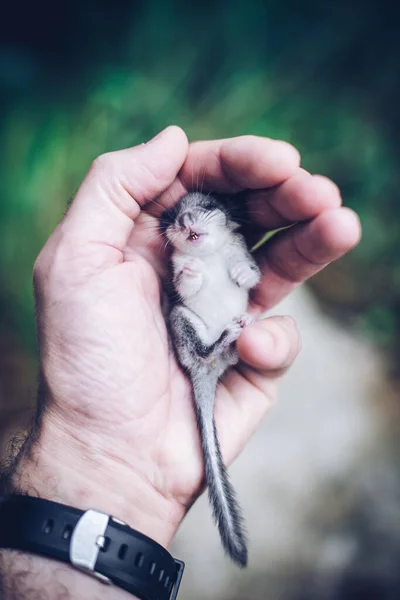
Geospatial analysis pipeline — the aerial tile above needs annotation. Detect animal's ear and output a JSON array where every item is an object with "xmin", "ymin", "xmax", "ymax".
[{"xmin": 230, "ymin": 221, "xmax": 241, "ymax": 231}]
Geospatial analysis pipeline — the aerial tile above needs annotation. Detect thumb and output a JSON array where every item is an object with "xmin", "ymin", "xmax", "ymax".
[
  {"xmin": 62, "ymin": 126, "xmax": 188, "ymax": 252},
  {"xmin": 237, "ymin": 315, "xmax": 301, "ymax": 376}
]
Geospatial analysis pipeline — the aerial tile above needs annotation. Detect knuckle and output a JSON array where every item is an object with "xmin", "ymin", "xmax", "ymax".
[
  {"xmin": 33, "ymin": 252, "xmax": 44, "ymax": 281},
  {"xmin": 32, "ymin": 251, "xmax": 47, "ymax": 296},
  {"xmin": 312, "ymin": 174, "xmax": 342, "ymax": 204},
  {"xmin": 91, "ymin": 152, "xmax": 116, "ymax": 175}
]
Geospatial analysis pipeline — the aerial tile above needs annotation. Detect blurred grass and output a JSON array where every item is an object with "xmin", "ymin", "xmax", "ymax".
[{"xmin": 1, "ymin": 0, "xmax": 399, "ymax": 360}]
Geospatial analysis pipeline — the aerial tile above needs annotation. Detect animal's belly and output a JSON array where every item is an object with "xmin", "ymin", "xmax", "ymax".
[{"xmin": 190, "ymin": 280, "xmax": 249, "ymax": 340}]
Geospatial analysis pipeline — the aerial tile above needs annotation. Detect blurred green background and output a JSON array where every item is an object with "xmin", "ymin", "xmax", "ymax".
[
  {"xmin": 1, "ymin": 0, "xmax": 399, "ymax": 358},
  {"xmin": 1, "ymin": 1, "xmax": 400, "ymax": 598}
]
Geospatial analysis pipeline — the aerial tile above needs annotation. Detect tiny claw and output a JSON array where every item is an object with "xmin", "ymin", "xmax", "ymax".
[
  {"xmin": 235, "ymin": 313, "xmax": 254, "ymax": 328},
  {"xmin": 221, "ymin": 322, "xmax": 243, "ymax": 347}
]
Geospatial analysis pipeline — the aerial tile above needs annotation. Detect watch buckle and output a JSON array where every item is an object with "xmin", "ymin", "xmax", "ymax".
[
  {"xmin": 170, "ymin": 559, "xmax": 185, "ymax": 600},
  {"xmin": 69, "ymin": 509, "xmax": 112, "ymax": 585}
]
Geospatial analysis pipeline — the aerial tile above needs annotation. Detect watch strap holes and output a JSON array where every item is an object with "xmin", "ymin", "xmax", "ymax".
[
  {"xmin": 158, "ymin": 568, "xmax": 164, "ymax": 582},
  {"xmin": 118, "ymin": 543, "xmax": 128, "ymax": 560},
  {"xmin": 43, "ymin": 519, "xmax": 54, "ymax": 534},
  {"xmin": 62, "ymin": 525, "xmax": 73, "ymax": 540},
  {"xmin": 149, "ymin": 561, "xmax": 156, "ymax": 575},
  {"xmin": 134, "ymin": 551, "xmax": 144, "ymax": 567},
  {"xmin": 164, "ymin": 575, "xmax": 170, "ymax": 588}
]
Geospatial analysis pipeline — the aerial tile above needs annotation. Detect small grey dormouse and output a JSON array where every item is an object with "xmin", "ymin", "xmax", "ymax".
[{"xmin": 161, "ymin": 192, "xmax": 260, "ymax": 567}]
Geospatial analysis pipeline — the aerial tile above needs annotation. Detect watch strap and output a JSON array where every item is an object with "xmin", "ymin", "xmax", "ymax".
[{"xmin": 0, "ymin": 496, "xmax": 184, "ymax": 600}]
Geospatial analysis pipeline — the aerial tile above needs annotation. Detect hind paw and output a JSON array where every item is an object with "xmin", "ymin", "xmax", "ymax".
[
  {"xmin": 221, "ymin": 321, "xmax": 243, "ymax": 347},
  {"xmin": 235, "ymin": 313, "xmax": 254, "ymax": 328}
]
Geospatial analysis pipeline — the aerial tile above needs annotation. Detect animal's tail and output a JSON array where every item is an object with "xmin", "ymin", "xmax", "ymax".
[{"xmin": 192, "ymin": 372, "xmax": 248, "ymax": 568}]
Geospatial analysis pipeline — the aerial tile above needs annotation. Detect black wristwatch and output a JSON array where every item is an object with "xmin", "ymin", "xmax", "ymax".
[{"xmin": 0, "ymin": 496, "xmax": 184, "ymax": 600}]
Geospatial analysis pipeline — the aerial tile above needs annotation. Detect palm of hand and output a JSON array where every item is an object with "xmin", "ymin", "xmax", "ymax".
[
  {"xmin": 41, "ymin": 207, "xmax": 266, "ymax": 510},
  {"xmin": 35, "ymin": 127, "xmax": 360, "ymax": 523}
]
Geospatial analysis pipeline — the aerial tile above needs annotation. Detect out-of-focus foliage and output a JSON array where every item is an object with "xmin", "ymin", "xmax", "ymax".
[{"xmin": 1, "ymin": 0, "xmax": 399, "ymax": 356}]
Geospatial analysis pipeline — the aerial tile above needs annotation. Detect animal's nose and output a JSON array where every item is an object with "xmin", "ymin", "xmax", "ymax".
[{"xmin": 178, "ymin": 212, "xmax": 193, "ymax": 228}]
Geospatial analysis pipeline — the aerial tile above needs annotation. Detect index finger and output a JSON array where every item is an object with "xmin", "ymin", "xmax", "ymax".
[
  {"xmin": 156, "ymin": 135, "xmax": 301, "ymax": 213},
  {"xmin": 184, "ymin": 135, "xmax": 300, "ymax": 189}
]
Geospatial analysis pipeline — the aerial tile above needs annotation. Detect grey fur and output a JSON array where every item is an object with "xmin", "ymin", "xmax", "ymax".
[{"xmin": 162, "ymin": 192, "xmax": 260, "ymax": 568}]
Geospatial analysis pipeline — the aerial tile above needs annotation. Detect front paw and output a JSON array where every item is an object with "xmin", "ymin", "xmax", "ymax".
[
  {"xmin": 174, "ymin": 258, "xmax": 203, "ymax": 298},
  {"xmin": 173, "ymin": 256, "xmax": 202, "ymax": 277},
  {"xmin": 181, "ymin": 263, "xmax": 200, "ymax": 278},
  {"xmin": 230, "ymin": 262, "xmax": 260, "ymax": 289},
  {"xmin": 175, "ymin": 256, "xmax": 202, "ymax": 278},
  {"xmin": 175, "ymin": 270, "xmax": 202, "ymax": 298}
]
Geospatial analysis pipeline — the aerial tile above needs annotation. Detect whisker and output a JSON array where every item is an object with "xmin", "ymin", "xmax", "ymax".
[
  {"xmin": 200, "ymin": 215, "xmax": 216, "ymax": 227},
  {"xmin": 162, "ymin": 237, "xmax": 171, "ymax": 253},
  {"xmin": 199, "ymin": 165, "xmax": 206, "ymax": 193},
  {"xmin": 139, "ymin": 221, "xmax": 162, "ymax": 228},
  {"xmin": 150, "ymin": 233, "xmax": 167, "ymax": 244},
  {"xmin": 148, "ymin": 198, "xmax": 166, "ymax": 212},
  {"xmin": 230, "ymin": 216, "xmax": 254, "ymax": 225},
  {"xmin": 200, "ymin": 210, "xmax": 218, "ymax": 224},
  {"xmin": 162, "ymin": 188, "xmax": 179, "ymax": 209},
  {"xmin": 161, "ymin": 229, "xmax": 180, "ymax": 254},
  {"xmin": 138, "ymin": 228, "xmax": 161, "ymax": 235}
]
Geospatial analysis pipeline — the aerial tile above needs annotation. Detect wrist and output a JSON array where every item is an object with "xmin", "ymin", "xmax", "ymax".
[
  {"xmin": 0, "ymin": 551, "xmax": 135, "ymax": 600},
  {"xmin": 8, "ymin": 410, "xmax": 185, "ymax": 549}
]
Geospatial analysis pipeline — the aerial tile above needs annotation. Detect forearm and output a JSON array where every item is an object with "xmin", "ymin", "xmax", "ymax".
[
  {"xmin": 0, "ymin": 551, "xmax": 134, "ymax": 600},
  {"xmin": 0, "ymin": 410, "xmax": 184, "ymax": 600}
]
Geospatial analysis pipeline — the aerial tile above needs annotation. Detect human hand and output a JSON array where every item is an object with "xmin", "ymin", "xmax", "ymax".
[{"xmin": 17, "ymin": 126, "xmax": 361, "ymax": 549}]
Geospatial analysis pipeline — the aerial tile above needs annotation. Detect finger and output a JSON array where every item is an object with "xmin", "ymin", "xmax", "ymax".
[
  {"xmin": 62, "ymin": 126, "xmax": 188, "ymax": 252},
  {"xmin": 252, "ymin": 207, "xmax": 362, "ymax": 311},
  {"xmin": 236, "ymin": 315, "xmax": 301, "ymax": 374},
  {"xmin": 156, "ymin": 135, "xmax": 301, "ymax": 212},
  {"xmin": 247, "ymin": 170, "xmax": 342, "ymax": 230},
  {"xmin": 214, "ymin": 316, "xmax": 301, "ymax": 465}
]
